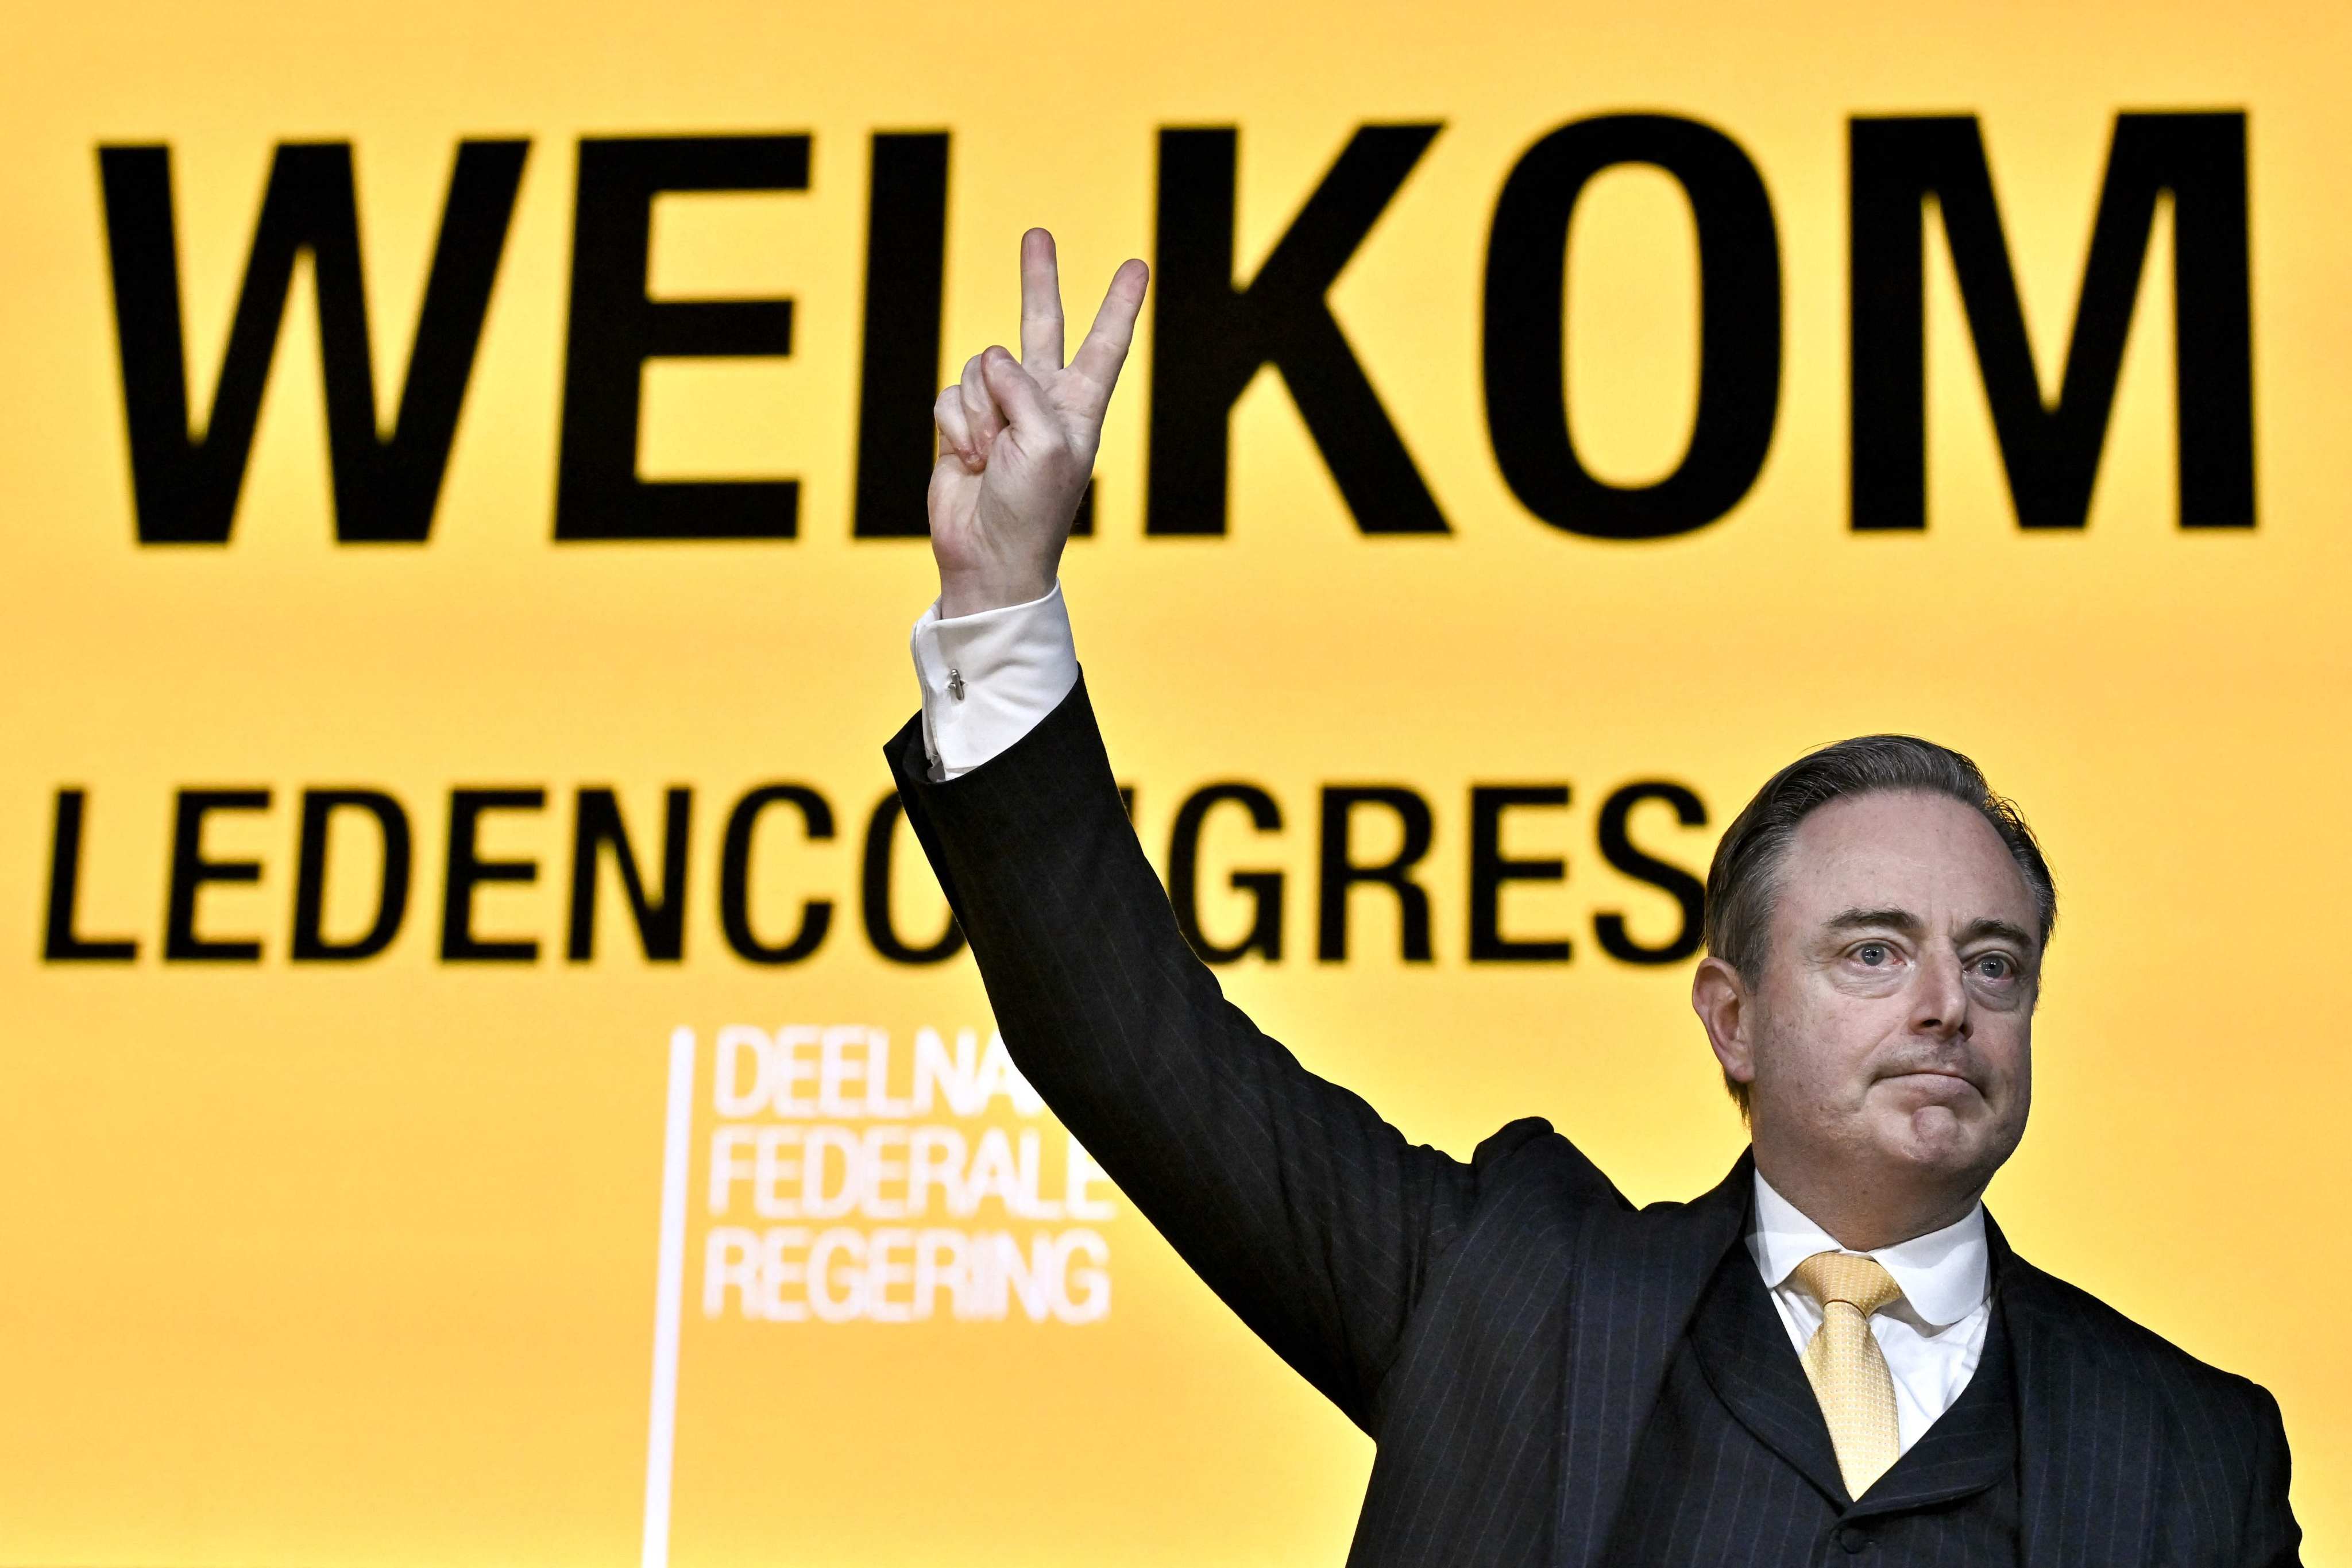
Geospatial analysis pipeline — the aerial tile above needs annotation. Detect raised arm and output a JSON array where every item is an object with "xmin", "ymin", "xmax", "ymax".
[{"xmin": 889, "ymin": 231, "xmax": 1511, "ymax": 1427}]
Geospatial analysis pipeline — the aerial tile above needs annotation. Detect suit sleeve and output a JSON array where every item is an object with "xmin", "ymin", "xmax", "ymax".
[
  {"xmin": 885, "ymin": 674, "xmax": 1486, "ymax": 1430},
  {"xmin": 2237, "ymin": 1384, "xmax": 2303, "ymax": 1567}
]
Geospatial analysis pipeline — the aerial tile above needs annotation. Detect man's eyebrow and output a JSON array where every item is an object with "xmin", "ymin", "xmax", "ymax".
[
  {"xmin": 1823, "ymin": 907, "xmax": 1924, "ymax": 934},
  {"xmin": 1959, "ymin": 917, "xmax": 2036, "ymax": 950}
]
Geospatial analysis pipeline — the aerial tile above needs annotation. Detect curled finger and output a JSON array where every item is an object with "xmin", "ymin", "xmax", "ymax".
[
  {"xmin": 959, "ymin": 351, "xmax": 1006, "ymax": 450},
  {"xmin": 934, "ymin": 385, "xmax": 980, "ymax": 469}
]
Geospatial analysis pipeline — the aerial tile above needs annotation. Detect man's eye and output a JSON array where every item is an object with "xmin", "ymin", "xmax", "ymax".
[
  {"xmin": 1974, "ymin": 954, "xmax": 2014, "ymax": 980},
  {"xmin": 1853, "ymin": 943, "xmax": 1890, "ymax": 965}
]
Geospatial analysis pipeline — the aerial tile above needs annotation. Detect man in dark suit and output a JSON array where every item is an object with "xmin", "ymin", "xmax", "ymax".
[{"xmin": 886, "ymin": 230, "xmax": 2301, "ymax": 1564}]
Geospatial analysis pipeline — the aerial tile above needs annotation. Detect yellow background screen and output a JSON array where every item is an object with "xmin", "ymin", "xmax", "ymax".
[{"xmin": 3, "ymin": 0, "xmax": 2347, "ymax": 1561}]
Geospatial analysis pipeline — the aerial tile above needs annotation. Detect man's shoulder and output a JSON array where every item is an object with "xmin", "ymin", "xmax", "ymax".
[
  {"xmin": 1466, "ymin": 1115, "xmax": 1626, "ymax": 1212},
  {"xmin": 1458, "ymin": 1119, "xmax": 1753, "ymax": 1261},
  {"xmin": 1999, "ymin": 1246, "xmax": 2281, "ymax": 1420}
]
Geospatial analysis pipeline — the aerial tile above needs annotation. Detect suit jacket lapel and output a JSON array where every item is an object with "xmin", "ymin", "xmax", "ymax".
[
  {"xmin": 1851, "ymin": 1299, "xmax": 2016, "ymax": 1515},
  {"xmin": 1994, "ymin": 1215, "xmax": 2164, "ymax": 1568},
  {"xmin": 1550, "ymin": 1171, "xmax": 2175, "ymax": 1567},
  {"xmin": 1686, "ymin": 1235, "xmax": 1851, "ymax": 1503},
  {"xmin": 1691, "ymin": 1209, "xmax": 2022, "ymax": 1517},
  {"xmin": 1551, "ymin": 1152, "xmax": 1752, "ymax": 1568}
]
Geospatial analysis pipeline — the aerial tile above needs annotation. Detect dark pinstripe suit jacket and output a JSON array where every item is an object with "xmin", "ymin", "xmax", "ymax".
[{"xmin": 887, "ymin": 677, "xmax": 2301, "ymax": 1566}]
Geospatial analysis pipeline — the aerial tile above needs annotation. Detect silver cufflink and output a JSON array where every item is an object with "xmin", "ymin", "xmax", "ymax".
[{"xmin": 947, "ymin": 667, "xmax": 965, "ymax": 700}]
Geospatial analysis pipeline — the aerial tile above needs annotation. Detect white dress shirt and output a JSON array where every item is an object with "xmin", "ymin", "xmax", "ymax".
[
  {"xmin": 1747, "ymin": 1172, "xmax": 1991, "ymax": 1453},
  {"xmin": 910, "ymin": 582, "xmax": 1995, "ymax": 1451},
  {"xmin": 909, "ymin": 584, "xmax": 1079, "ymax": 782}
]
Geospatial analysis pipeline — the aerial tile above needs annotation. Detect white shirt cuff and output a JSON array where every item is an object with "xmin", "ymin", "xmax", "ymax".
[{"xmin": 909, "ymin": 582, "xmax": 1080, "ymax": 782}]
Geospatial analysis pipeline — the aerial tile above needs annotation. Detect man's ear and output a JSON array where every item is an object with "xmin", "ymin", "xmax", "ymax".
[{"xmin": 1691, "ymin": 956, "xmax": 1756, "ymax": 1092}]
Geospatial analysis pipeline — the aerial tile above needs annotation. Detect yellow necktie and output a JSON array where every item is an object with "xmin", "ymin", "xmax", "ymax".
[{"xmin": 1790, "ymin": 1250, "xmax": 1903, "ymax": 1497}]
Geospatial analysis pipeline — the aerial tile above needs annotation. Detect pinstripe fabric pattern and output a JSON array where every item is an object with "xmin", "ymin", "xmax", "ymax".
[
  {"xmin": 885, "ymin": 679, "xmax": 2302, "ymax": 1567},
  {"xmin": 1602, "ymin": 1233, "xmax": 2021, "ymax": 1565}
]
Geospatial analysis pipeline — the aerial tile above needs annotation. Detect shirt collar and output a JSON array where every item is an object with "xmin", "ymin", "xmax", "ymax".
[{"xmin": 1750, "ymin": 1169, "xmax": 1990, "ymax": 1330}]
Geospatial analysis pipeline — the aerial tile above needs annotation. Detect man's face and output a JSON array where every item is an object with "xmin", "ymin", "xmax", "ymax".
[{"xmin": 1730, "ymin": 790, "xmax": 2041, "ymax": 1200}]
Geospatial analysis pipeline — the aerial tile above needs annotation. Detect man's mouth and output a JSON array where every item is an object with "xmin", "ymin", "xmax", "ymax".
[{"xmin": 1879, "ymin": 1067, "xmax": 1980, "ymax": 1098}]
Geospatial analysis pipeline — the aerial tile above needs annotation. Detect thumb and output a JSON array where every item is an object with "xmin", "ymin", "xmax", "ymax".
[{"xmin": 980, "ymin": 346, "xmax": 1060, "ymax": 445}]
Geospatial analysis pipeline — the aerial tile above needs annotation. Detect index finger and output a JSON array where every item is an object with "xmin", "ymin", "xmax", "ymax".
[
  {"xmin": 1065, "ymin": 258, "xmax": 1150, "ymax": 422},
  {"xmin": 1018, "ymin": 228, "xmax": 1064, "ymax": 370}
]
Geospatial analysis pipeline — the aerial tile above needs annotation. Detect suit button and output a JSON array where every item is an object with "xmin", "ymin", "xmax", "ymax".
[{"xmin": 1836, "ymin": 1524, "xmax": 1872, "ymax": 1553}]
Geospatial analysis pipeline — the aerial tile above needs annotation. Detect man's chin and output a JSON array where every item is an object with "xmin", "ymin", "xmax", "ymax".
[{"xmin": 1868, "ymin": 1095, "xmax": 1991, "ymax": 1172}]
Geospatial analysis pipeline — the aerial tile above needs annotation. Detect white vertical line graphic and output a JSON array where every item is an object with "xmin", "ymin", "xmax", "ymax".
[{"xmin": 642, "ymin": 1025, "xmax": 697, "ymax": 1568}]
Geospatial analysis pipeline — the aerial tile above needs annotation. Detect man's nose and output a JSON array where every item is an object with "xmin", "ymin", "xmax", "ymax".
[{"xmin": 1909, "ymin": 948, "xmax": 1971, "ymax": 1038}]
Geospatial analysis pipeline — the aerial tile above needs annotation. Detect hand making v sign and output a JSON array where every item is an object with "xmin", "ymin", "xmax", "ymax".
[{"xmin": 926, "ymin": 229, "xmax": 1148, "ymax": 619}]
